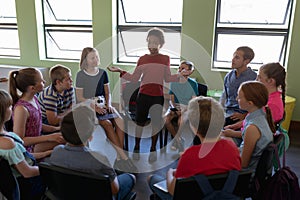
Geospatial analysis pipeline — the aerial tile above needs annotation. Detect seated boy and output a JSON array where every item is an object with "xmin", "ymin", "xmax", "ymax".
[
  {"xmin": 164, "ymin": 60, "xmax": 199, "ymax": 151},
  {"xmin": 47, "ymin": 104, "xmax": 136, "ymax": 200},
  {"xmin": 148, "ymin": 96, "xmax": 241, "ymax": 200},
  {"xmin": 38, "ymin": 64, "xmax": 75, "ymax": 126}
]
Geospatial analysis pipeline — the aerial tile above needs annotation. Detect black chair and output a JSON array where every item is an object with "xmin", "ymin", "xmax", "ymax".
[
  {"xmin": 121, "ymin": 81, "xmax": 164, "ymax": 151},
  {"xmin": 249, "ymin": 142, "xmax": 276, "ymax": 199},
  {"xmin": 0, "ymin": 157, "xmax": 20, "ymax": 200},
  {"xmin": 197, "ymin": 82, "xmax": 208, "ymax": 97},
  {"xmin": 173, "ymin": 170, "xmax": 253, "ymax": 200},
  {"xmin": 38, "ymin": 162, "xmax": 113, "ymax": 200}
]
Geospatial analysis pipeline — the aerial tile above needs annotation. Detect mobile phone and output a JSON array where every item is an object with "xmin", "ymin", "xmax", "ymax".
[{"xmin": 170, "ymin": 107, "xmax": 178, "ymax": 112}]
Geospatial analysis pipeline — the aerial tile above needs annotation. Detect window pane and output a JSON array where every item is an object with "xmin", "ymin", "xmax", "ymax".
[
  {"xmin": 0, "ymin": 28, "xmax": 20, "ymax": 57},
  {"xmin": 44, "ymin": 0, "xmax": 92, "ymax": 25},
  {"xmin": 219, "ymin": 0, "xmax": 291, "ymax": 26},
  {"xmin": 215, "ymin": 33, "xmax": 286, "ymax": 70},
  {"xmin": 119, "ymin": 0, "xmax": 183, "ymax": 24},
  {"xmin": 118, "ymin": 28, "xmax": 181, "ymax": 65},
  {"xmin": 45, "ymin": 30, "xmax": 92, "ymax": 60},
  {"xmin": 42, "ymin": 0, "xmax": 92, "ymax": 60},
  {"xmin": 0, "ymin": 0, "xmax": 17, "ymax": 23},
  {"xmin": 0, "ymin": 0, "xmax": 19, "ymax": 57}
]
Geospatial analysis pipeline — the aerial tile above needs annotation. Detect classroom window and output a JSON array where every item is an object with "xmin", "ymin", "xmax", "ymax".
[
  {"xmin": 213, "ymin": 0, "xmax": 294, "ymax": 70},
  {"xmin": 117, "ymin": 0, "xmax": 183, "ymax": 65},
  {"xmin": 42, "ymin": 0, "xmax": 92, "ymax": 60},
  {"xmin": 0, "ymin": 0, "xmax": 20, "ymax": 58}
]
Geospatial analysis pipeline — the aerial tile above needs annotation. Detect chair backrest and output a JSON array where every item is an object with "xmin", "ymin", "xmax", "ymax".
[
  {"xmin": 38, "ymin": 162, "xmax": 112, "ymax": 200},
  {"xmin": 0, "ymin": 157, "xmax": 20, "ymax": 200},
  {"xmin": 173, "ymin": 170, "xmax": 253, "ymax": 200},
  {"xmin": 197, "ymin": 83, "xmax": 208, "ymax": 97},
  {"xmin": 249, "ymin": 142, "xmax": 275, "ymax": 199}
]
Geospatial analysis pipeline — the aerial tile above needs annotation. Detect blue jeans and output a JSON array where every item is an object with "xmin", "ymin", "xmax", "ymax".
[
  {"xmin": 117, "ymin": 173, "xmax": 135, "ymax": 200},
  {"xmin": 148, "ymin": 175, "xmax": 173, "ymax": 200}
]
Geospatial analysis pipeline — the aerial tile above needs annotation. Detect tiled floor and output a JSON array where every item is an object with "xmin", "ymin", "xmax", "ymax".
[{"xmin": 90, "ymin": 123, "xmax": 300, "ymax": 200}]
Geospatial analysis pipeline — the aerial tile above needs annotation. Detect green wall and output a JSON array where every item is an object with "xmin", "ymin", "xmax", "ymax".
[{"xmin": 0, "ymin": 0, "xmax": 299, "ymax": 121}]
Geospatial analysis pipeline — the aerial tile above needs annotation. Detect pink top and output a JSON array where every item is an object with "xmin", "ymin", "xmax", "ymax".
[
  {"xmin": 241, "ymin": 91, "xmax": 284, "ymax": 131},
  {"xmin": 13, "ymin": 96, "xmax": 42, "ymax": 152},
  {"xmin": 267, "ymin": 91, "xmax": 284, "ymax": 123}
]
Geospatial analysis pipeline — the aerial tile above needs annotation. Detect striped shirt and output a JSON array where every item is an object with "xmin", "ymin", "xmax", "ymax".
[{"xmin": 38, "ymin": 84, "xmax": 75, "ymax": 121}]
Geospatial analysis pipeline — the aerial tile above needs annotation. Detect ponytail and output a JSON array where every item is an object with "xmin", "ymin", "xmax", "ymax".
[
  {"xmin": 8, "ymin": 68, "xmax": 39, "ymax": 105},
  {"xmin": 9, "ymin": 70, "xmax": 21, "ymax": 105},
  {"xmin": 265, "ymin": 106, "xmax": 276, "ymax": 133}
]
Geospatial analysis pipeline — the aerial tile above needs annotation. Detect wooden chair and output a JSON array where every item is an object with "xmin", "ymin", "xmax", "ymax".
[
  {"xmin": 0, "ymin": 157, "xmax": 20, "ymax": 200},
  {"xmin": 38, "ymin": 162, "xmax": 113, "ymax": 200},
  {"xmin": 173, "ymin": 170, "xmax": 253, "ymax": 200}
]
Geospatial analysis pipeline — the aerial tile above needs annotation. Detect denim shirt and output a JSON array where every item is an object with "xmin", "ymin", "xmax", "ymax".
[
  {"xmin": 240, "ymin": 109, "xmax": 273, "ymax": 170},
  {"xmin": 221, "ymin": 67, "xmax": 257, "ymax": 117}
]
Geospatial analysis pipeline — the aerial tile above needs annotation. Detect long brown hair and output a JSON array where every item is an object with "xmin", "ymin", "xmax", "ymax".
[
  {"xmin": 260, "ymin": 62, "xmax": 286, "ymax": 107},
  {"xmin": 240, "ymin": 81, "xmax": 276, "ymax": 133},
  {"xmin": 8, "ymin": 67, "xmax": 40, "ymax": 105},
  {"xmin": 187, "ymin": 96, "xmax": 224, "ymax": 139},
  {"xmin": 0, "ymin": 90, "xmax": 12, "ymax": 127}
]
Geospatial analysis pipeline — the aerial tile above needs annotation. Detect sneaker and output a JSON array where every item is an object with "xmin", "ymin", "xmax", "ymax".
[
  {"xmin": 148, "ymin": 148, "xmax": 157, "ymax": 163},
  {"xmin": 124, "ymin": 158, "xmax": 138, "ymax": 173},
  {"xmin": 113, "ymin": 159, "xmax": 124, "ymax": 174},
  {"xmin": 177, "ymin": 137, "xmax": 185, "ymax": 153},
  {"xmin": 132, "ymin": 147, "xmax": 140, "ymax": 160},
  {"xmin": 170, "ymin": 140, "xmax": 178, "ymax": 151}
]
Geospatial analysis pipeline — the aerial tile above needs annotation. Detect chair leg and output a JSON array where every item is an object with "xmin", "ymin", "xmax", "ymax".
[
  {"xmin": 164, "ymin": 127, "xmax": 169, "ymax": 147},
  {"xmin": 123, "ymin": 116, "xmax": 129, "ymax": 151},
  {"xmin": 159, "ymin": 130, "xmax": 163, "ymax": 149}
]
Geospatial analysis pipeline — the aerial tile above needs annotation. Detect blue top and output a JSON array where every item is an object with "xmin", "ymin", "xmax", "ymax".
[
  {"xmin": 221, "ymin": 67, "xmax": 257, "ymax": 117},
  {"xmin": 240, "ymin": 109, "xmax": 273, "ymax": 171},
  {"xmin": 0, "ymin": 132, "xmax": 34, "ymax": 177},
  {"xmin": 47, "ymin": 144, "xmax": 117, "ymax": 182},
  {"xmin": 169, "ymin": 78, "xmax": 199, "ymax": 105}
]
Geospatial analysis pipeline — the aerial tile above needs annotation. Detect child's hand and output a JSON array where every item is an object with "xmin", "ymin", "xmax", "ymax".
[
  {"xmin": 47, "ymin": 132, "xmax": 65, "ymax": 144},
  {"xmin": 95, "ymin": 106, "xmax": 107, "ymax": 115},
  {"xmin": 107, "ymin": 66, "xmax": 122, "ymax": 73}
]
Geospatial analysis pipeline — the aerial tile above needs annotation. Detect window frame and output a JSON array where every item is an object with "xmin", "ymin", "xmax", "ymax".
[
  {"xmin": 116, "ymin": 0, "xmax": 183, "ymax": 66},
  {"xmin": 0, "ymin": 0, "xmax": 20, "ymax": 58},
  {"xmin": 212, "ymin": 0, "xmax": 294, "ymax": 71},
  {"xmin": 41, "ymin": 0, "xmax": 93, "ymax": 61}
]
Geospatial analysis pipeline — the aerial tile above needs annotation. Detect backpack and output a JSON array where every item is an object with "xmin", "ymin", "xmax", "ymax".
[
  {"xmin": 194, "ymin": 170, "xmax": 240, "ymax": 200},
  {"xmin": 261, "ymin": 141, "xmax": 300, "ymax": 200}
]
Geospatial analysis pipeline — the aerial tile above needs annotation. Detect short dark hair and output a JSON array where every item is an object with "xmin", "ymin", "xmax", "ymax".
[
  {"xmin": 49, "ymin": 64, "xmax": 71, "ymax": 85},
  {"xmin": 61, "ymin": 105, "xmax": 95, "ymax": 145},
  {"xmin": 236, "ymin": 46, "xmax": 255, "ymax": 62},
  {"xmin": 180, "ymin": 60, "xmax": 195, "ymax": 71}
]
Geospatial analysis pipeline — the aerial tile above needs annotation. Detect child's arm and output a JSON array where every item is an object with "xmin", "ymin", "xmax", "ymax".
[
  {"xmin": 45, "ymin": 110, "xmax": 65, "ymax": 126},
  {"xmin": 75, "ymin": 88, "xmax": 87, "ymax": 103},
  {"xmin": 167, "ymin": 168, "xmax": 177, "ymax": 195},
  {"xmin": 14, "ymin": 160, "xmax": 39, "ymax": 178},
  {"xmin": 240, "ymin": 125, "xmax": 261, "ymax": 168}
]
